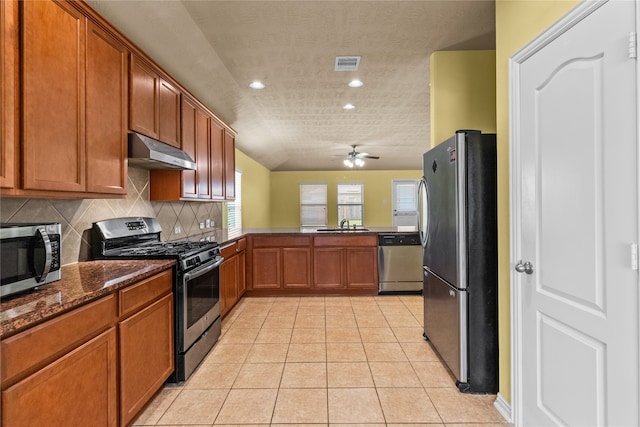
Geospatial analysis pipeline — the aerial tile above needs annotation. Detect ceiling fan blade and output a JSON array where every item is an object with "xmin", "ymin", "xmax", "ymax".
[{"xmin": 359, "ymin": 154, "xmax": 380, "ymax": 159}]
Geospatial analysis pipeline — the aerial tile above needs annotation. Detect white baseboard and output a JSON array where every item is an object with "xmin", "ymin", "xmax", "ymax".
[{"xmin": 494, "ymin": 393, "xmax": 513, "ymax": 424}]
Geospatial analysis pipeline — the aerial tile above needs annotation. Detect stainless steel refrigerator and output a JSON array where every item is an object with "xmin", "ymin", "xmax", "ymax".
[{"xmin": 418, "ymin": 130, "xmax": 498, "ymax": 394}]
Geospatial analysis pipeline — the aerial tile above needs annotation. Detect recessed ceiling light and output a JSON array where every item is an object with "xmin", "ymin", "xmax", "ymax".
[
  {"xmin": 348, "ymin": 79, "xmax": 364, "ymax": 88},
  {"xmin": 343, "ymin": 103, "xmax": 355, "ymax": 110},
  {"xmin": 249, "ymin": 81, "xmax": 265, "ymax": 89}
]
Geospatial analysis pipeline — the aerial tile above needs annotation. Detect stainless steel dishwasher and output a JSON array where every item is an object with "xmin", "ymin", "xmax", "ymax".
[{"xmin": 378, "ymin": 233, "xmax": 423, "ymax": 294}]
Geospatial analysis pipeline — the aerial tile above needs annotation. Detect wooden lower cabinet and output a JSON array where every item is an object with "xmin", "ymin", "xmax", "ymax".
[
  {"xmin": 220, "ymin": 239, "xmax": 247, "ymax": 316},
  {"xmin": 249, "ymin": 235, "xmax": 377, "ymax": 294},
  {"xmin": 119, "ymin": 293, "xmax": 174, "ymax": 426},
  {"xmin": 220, "ymin": 255, "xmax": 238, "ymax": 315},
  {"xmin": 2, "ymin": 327, "xmax": 118, "ymax": 427},
  {"xmin": 283, "ymin": 247, "xmax": 312, "ymax": 288},
  {"xmin": 0, "ymin": 269, "xmax": 174, "ymax": 427},
  {"xmin": 313, "ymin": 247, "xmax": 344, "ymax": 288},
  {"xmin": 346, "ymin": 247, "xmax": 378, "ymax": 288},
  {"xmin": 252, "ymin": 247, "xmax": 282, "ymax": 289}
]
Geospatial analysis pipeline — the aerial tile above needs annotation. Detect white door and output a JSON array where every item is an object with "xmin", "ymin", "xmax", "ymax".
[
  {"xmin": 392, "ymin": 179, "xmax": 419, "ymax": 227},
  {"xmin": 511, "ymin": 1, "xmax": 639, "ymax": 425}
]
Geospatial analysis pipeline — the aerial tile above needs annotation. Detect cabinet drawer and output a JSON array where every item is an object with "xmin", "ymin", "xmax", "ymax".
[
  {"xmin": 221, "ymin": 242, "xmax": 237, "ymax": 259},
  {"xmin": 237, "ymin": 237, "xmax": 247, "ymax": 251},
  {"xmin": 1, "ymin": 294, "xmax": 117, "ymax": 386},
  {"xmin": 253, "ymin": 236, "xmax": 311, "ymax": 248},
  {"xmin": 313, "ymin": 235, "xmax": 377, "ymax": 247},
  {"xmin": 119, "ymin": 269, "xmax": 173, "ymax": 318}
]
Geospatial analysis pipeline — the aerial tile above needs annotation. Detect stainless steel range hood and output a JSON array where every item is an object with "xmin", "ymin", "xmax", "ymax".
[{"xmin": 128, "ymin": 132, "xmax": 196, "ymax": 170}]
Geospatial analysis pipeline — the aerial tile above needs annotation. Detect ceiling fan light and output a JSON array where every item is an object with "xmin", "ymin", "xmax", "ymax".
[
  {"xmin": 343, "ymin": 159, "xmax": 354, "ymax": 168},
  {"xmin": 355, "ymin": 158, "xmax": 365, "ymax": 167}
]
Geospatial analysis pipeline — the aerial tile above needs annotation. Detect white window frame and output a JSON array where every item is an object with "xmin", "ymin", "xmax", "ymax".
[
  {"xmin": 300, "ymin": 183, "xmax": 327, "ymax": 227},
  {"xmin": 227, "ymin": 170, "xmax": 242, "ymax": 231},
  {"xmin": 337, "ymin": 182, "xmax": 364, "ymax": 226}
]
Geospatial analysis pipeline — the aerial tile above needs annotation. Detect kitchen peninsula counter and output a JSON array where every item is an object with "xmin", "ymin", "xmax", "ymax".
[
  {"xmin": 214, "ymin": 226, "xmax": 419, "ymax": 246},
  {"xmin": 0, "ymin": 259, "xmax": 175, "ymax": 338}
]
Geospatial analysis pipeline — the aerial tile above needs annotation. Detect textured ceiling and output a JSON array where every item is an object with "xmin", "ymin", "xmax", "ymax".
[{"xmin": 87, "ymin": 1, "xmax": 495, "ymax": 171}]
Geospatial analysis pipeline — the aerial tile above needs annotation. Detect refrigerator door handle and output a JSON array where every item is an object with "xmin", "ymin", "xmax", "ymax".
[{"xmin": 418, "ymin": 177, "xmax": 429, "ymax": 247}]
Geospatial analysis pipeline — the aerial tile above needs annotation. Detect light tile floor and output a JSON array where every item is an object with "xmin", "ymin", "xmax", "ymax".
[{"xmin": 133, "ymin": 295, "xmax": 508, "ymax": 426}]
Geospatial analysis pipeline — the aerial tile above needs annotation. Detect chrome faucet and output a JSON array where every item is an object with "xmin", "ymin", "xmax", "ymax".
[{"xmin": 340, "ymin": 219, "xmax": 350, "ymax": 229}]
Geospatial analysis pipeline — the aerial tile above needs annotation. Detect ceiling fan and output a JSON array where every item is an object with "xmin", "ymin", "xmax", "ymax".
[{"xmin": 335, "ymin": 145, "xmax": 380, "ymax": 168}]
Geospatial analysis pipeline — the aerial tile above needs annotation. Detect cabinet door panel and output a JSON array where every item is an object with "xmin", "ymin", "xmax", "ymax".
[
  {"xmin": 346, "ymin": 247, "xmax": 378, "ymax": 289},
  {"xmin": 220, "ymin": 256, "xmax": 237, "ymax": 315},
  {"xmin": 158, "ymin": 79, "xmax": 180, "ymax": 148},
  {"xmin": 196, "ymin": 109, "xmax": 211, "ymax": 198},
  {"xmin": 22, "ymin": 0, "xmax": 85, "ymax": 191},
  {"xmin": 253, "ymin": 248, "xmax": 282, "ymax": 289},
  {"xmin": 181, "ymin": 97, "xmax": 198, "ymax": 198},
  {"xmin": 0, "ymin": 0, "xmax": 17, "ymax": 189},
  {"xmin": 283, "ymin": 248, "xmax": 311, "ymax": 288},
  {"xmin": 313, "ymin": 248, "xmax": 344, "ymax": 288},
  {"xmin": 86, "ymin": 21, "xmax": 127, "ymax": 194},
  {"xmin": 210, "ymin": 120, "xmax": 225, "ymax": 200},
  {"xmin": 119, "ymin": 294, "xmax": 174, "ymax": 426},
  {"xmin": 224, "ymin": 130, "xmax": 236, "ymax": 200},
  {"xmin": 2, "ymin": 328, "xmax": 118, "ymax": 427},
  {"xmin": 238, "ymin": 250, "xmax": 246, "ymax": 296},
  {"xmin": 129, "ymin": 55, "xmax": 158, "ymax": 138}
]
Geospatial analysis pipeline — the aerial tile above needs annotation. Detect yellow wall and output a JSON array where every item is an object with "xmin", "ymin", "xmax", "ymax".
[
  {"xmin": 430, "ymin": 50, "xmax": 497, "ymax": 147},
  {"xmin": 270, "ymin": 170, "xmax": 422, "ymax": 228},
  {"xmin": 495, "ymin": 0, "xmax": 580, "ymax": 404},
  {"xmin": 235, "ymin": 149, "xmax": 272, "ymax": 228}
]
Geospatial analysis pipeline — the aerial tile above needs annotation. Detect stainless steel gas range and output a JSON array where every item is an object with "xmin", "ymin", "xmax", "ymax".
[{"xmin": 92, "ymin": 217, "xmax": 223, "ymax": 383}]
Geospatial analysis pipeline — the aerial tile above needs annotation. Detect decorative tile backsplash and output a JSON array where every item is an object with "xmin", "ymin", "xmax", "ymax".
[{"xmin": 0, "ymin": 167, "xmax": 224, "ymax": 266}]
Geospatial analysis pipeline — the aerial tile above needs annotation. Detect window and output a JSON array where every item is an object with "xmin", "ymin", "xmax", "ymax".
[
  {"xmin": 300, "ymin": 183, "xmax": 327, "ymax": 227},
  {"xmin": 227, "ymin": 170, "xmax": 242, "ymax": 232},
  {"xmin": 337, "ymin": 183, "xmax": 364, "ymax": 226}
]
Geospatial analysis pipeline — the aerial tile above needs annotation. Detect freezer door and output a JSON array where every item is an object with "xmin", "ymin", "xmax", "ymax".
[
  {"xmin": 423, "ymin": 267, "xmax": 467, "ymax": 384},
  {"xmin": 422, "ymin": 135, "xmax": 461, "ymax": 288}
]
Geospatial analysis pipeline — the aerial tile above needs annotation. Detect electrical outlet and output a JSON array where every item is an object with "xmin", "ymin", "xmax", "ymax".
[
  {"xmin": 199, "ymin": 222, "xmax": 205, "ymax": 230},
  {"xmin": 174, "ymin": 225, "xmax": 181, "ymax": 234},
  {"xmin": 205, "ymin": 219, "xmax": 211, "ymax": 228}
]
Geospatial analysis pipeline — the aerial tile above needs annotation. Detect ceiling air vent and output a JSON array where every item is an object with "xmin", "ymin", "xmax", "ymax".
[{"xmin": 335, "ymin": 56, "xmax": 361, "ymax": 71}]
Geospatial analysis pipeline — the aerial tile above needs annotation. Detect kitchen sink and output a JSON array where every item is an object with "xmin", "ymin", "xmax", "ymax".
[{"xmin": 315, "ymin": 227, "xmax": 371, "ymax": 232}]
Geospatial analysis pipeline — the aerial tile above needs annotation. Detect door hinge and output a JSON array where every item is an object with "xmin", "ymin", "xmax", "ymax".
[
  {"xmin": 629, "ymin": 32, "xmax": 637, "ymax": 59},
  {"xmin": 632, "ymin": 243, "xmax": 639, "ymax": 270}
]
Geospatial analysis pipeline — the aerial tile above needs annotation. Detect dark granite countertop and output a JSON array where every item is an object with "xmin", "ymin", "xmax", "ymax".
[{"xmin": 0, "ymin": 259, "xmax": 175, "ymax": 338}]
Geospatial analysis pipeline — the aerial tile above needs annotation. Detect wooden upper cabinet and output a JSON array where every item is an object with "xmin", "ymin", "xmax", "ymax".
[
  {"xmin": 129, "ymin": 55, "xmax": 159, "ymax": 139},
  {"xmin": 196, "ymin": 108, "xmax": 212, "ymax": 199},
  {"xmin": 210, "ymin": 120, "xmax": 225, "ymax": 200},
  {"xmin": 180, "ymin": 96, "xmax": 198, "ymax": 199},
  {"xmin": 0, "ymin": 0, "xmax": 17, "ymax": 189},
  {"xmin": 158, "ymin": 79, "xmax": 180, "ymax": 148},
  {"xmin": 129, "ymin": 55, "xmax": 180, "ymax": 148},
  {"xmin": 22, "ymin": 0, "xmax": 86, "ymax": 192},
  {"xmin": 224, "ymin": 129, "xmax": 236, "ymax": 200},
  {"xmin": 85, "ymin": 21, "xmax": 128, "ymax": 194}
]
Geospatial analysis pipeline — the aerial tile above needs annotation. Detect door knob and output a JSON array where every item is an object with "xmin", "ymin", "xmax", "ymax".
[{"xmin": 515, "ymin": 260, "xmax": 534, "ymax": 275}]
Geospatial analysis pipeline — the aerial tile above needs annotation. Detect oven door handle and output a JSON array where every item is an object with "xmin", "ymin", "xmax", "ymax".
[{"xmin": 183, "ymin": 257, "xmax": 224, "ymax": 281}]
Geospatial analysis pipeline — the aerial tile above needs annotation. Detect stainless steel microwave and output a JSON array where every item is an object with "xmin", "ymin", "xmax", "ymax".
[{"xmin": 0, "ymin": 223, "xmax": 62, "ymax": 297}]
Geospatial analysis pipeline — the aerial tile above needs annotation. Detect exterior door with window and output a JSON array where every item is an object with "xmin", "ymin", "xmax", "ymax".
[
  {"xmin": 511, "ymin": 1, "xmax": 639, "ymax": 425},
  {"xmin": 392, "ymin": 179, "xmax": 419, "ymax": 227}
]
